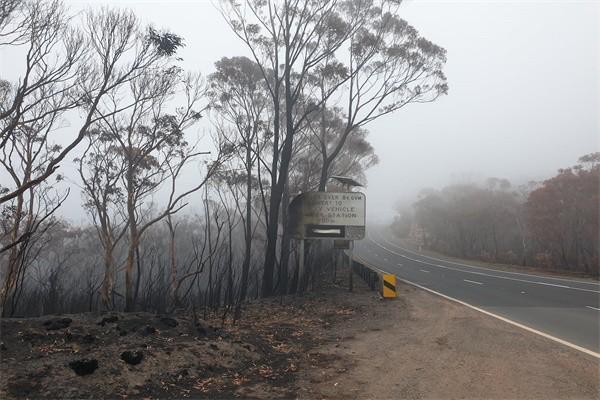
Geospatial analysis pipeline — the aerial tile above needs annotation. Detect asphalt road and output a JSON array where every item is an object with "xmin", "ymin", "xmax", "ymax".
[{"xmin": 353, "ymin": 228, "xmax": 600, "ymax": 355}]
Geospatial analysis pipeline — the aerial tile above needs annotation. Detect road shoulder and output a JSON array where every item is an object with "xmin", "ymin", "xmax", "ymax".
[{"xmin": 298, "ymin": 281, "xmax": 600, "ymax": 399}]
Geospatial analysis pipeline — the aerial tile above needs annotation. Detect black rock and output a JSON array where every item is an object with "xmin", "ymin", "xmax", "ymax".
[
  {"xmin": 1, "ymin": 342, "xmax": 7, "ymax": 351},
  {"xmin": 97, "ymin": 315, "xmax": 119, "ymax": 326},
  {"xmin": 121, "ymin": 350, "xmax": 144, "ymax": 365},
  {"xmin": 195, "ymin": 322, "xmax": 215, "ymax": 337},
  {"xmin": 68, "ymin": 358, "xmax": 98, "ymax": 376},
  {"xmin": 158, "ymin": 317, "xmax": 178, "ymax": 328},
  {"xmin": 43, "ymin": 317, "xmax": 72, "ymax": 331},
  {"xmin": 141, "ymin": 325, "xmax": 156, "ymax": 336}
]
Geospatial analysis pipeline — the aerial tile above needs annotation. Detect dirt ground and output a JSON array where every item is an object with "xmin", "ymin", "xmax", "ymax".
[
  {"xmin": 298, "ymin": 281, "xmax": 600, "ymax": 399},
  {"xmin": 1, "ymin": 274, "xmax": 598, "ymax": 399}
]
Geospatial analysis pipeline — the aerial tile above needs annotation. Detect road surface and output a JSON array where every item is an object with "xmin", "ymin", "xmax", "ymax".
[{"xmin": 353, "ymin": 228, "xmax": 600, "ymax": 356}]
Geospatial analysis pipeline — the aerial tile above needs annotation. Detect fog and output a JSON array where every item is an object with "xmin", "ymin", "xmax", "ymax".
[
  {"xmin": 6, "ymin": 0, "xmax": 600, "ymax": 223},
  {"xmin": 365, "ymin": 0, "xmax": 599, "ymax": 221},
  {"xmin": 2, "ymin": 1, "xmax": 599, "ymax": 393}
]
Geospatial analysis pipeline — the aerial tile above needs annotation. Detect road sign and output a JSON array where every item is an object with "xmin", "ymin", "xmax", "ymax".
[
  {"xmin": 288, "ymin": 192, "xmax": 366, "ymax": 240},
  {"xmin": 303, "ymin": 192, "xmax": 365, "ymax": 226},
  {"xmin": 305, "ymin": 224, "xmax": 345, "ymax": 238},
  {"xmin": 382, "ymin": 274, "xmax": 397, "ymax": 298}
]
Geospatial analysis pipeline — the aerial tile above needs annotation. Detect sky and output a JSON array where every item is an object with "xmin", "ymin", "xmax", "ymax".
[{"xmin": 3, "ymin": 0, "xmax": 599, "ymax": 223}]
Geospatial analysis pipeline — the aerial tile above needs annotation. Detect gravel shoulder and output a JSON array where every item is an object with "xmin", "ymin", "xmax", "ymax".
[{"xmin": 298, "ymin": 281, "xmax": 600, "ymax": 400}]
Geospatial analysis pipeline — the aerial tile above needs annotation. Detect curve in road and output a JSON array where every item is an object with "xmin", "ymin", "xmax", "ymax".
[{"xmin": 353, "ymin": 229, "xmax": 600, "ymax": 358}]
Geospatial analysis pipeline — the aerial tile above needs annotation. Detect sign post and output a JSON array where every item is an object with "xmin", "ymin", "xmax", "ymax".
[
  {"xmin": 288, "ymin": 191, "xmax": 366, "ymax": 292},
  {"xmin": 288, "ymin": 192, "xmax": 366, "ymax": 240},
  {"xmin": 299, "ymin": 239, "xmax": 305, "ymax": 289},
  {"xmin": 348, "ymin": 240, "xmax": 354, "ymax": 291}
]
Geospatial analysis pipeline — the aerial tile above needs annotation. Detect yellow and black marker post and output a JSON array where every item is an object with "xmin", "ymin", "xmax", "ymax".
[{"xmin": 382, "ymin": 274, "xmax": 397, "ymax": 298}]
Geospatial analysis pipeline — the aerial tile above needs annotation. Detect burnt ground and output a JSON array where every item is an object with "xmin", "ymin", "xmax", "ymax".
[
  {"xmin": 0, "ymin": 274, "xmax": 372, "ymax": 400},
  {"xmin": 1, "ymin": 271, "xmax": 599, "ymax": 399}
]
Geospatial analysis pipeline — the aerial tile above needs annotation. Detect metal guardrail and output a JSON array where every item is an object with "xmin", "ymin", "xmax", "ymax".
[
  {"xmin": 352, "ymin": 258, "xmax": 381, "ymax": 291},
  {"xmin": 350, "ymin": 256, "xmax": 397, "ymax": 298}
]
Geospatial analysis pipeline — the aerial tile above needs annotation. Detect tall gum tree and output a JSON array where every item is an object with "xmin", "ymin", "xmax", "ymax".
[
  {"xmin": 0, "ymin": 2, "xmax": 186, "ymax": 207},
  {"xmin": 220, "ymin": 0, "xmax": 447, "ymax": 296},
  {"xmin": 221, "ymin": 0, "xmax": 381, "ymax": 296},
  {"xmin": 305, "ymin": 5, "xmax": 448, "ymax": 191},
  {"xmin": 87, "ymin": 65, "xmax": 219, "ymax": 311},
  {"xmin": 0, "ymin": 2, "xmax": 193, "ymax": 315},
  {"xmin": 208, "ymin": 56, "xmax": 269, "ymax": 316}
]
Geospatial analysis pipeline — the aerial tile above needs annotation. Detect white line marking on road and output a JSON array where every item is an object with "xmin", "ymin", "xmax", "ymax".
[
  {"xmin": 367, "ymin": 238, "xmax": 600, "ymax": 294},
  {"xmin": 398, "ymin": 263, "xmax": 403, "ymax": 266},
  {"xmin": 420, "ymin": 269, "xmax": 430, "ymax": 273},
  {"xmin": 463, "ymin": 279, "xmax": 483, "ymax": 285},
  {"xmin": 535, "ymin": 282, "xmax": 570, "ymax": 289},
  {"xmin": 585, "ymin": 306, "xmax": 600, "ymax": 311},
  {"xmin": 352, "ymin": 255, "xmax": 600, "ymax": 360},
  {"xmin": 405, "ymin": 279, "xmax": 600, "ymax": 359},
  {"xmin": 374, "ymin": 233, "xmax": 600, "ymax": 288}
]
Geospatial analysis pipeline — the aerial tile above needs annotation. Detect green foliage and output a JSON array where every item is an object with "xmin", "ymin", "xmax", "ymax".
[{"xmin": 147, "ymin": 27, "xmax": 184, "ymax": 57}]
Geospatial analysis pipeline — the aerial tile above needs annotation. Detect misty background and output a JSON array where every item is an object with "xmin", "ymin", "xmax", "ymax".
[{"xmin": 5, "ymin": 0, "xmax": 599, "ymax": 222}]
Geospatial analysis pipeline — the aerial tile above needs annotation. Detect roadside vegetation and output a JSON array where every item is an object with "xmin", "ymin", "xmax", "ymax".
[
  {"xmin": 0, "ymin": 0, "xmax": 447, "ymax": 318},
  {"xmin": 392, "ymin": 153, "xmax": 599, "ymax": 277}
]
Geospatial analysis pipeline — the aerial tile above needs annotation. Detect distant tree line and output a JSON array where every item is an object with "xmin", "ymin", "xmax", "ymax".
[
  {"xmin": 392, "ymin": 153, "xmax": 599, "ymax": 276},
  {"xmin": 0, "ymin": 0, "xmax": 447, "ymax": 317}
]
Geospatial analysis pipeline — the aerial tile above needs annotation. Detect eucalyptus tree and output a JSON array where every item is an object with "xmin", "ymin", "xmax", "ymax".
[
  {"xmin": 86, "ymin": 65, "xmax": 220, "ymax": 310},
  {"xmin": 0, "ymin": 2, "xmax": 186, "ymax": 206},
  {"xmin": 208, "ymin": 56, "xmax": 269, "ymax": 312},
  {"xmin": 0, "ymin": 0, "xmax": 85, "ymax": 274},
  {"xmin": 302, "ymin": 108, "xmax": 378, "ymax": 190},
  {"xmin": 0, "ymin": 113, "xmax": 71, "ymax": 316},
  {"xmin": 220, "ymin": 0, "xmax": 372, "ymax": 296},
  {"xmin": 304, "ymin": 3, "xmax": 448, "ymax": 191},
  {"xmin": 220, "ymin": 0, "xmax": 447, "ymax": 296},
  {"xmin": 526, "ymin": 155, "xmax": 599, "ymax": 275},
  {"xmin": 0, "ymin": 0, "xmax": 84, "ymax": 157},
  {"xmin": 1, "ymin": 2, "xmax": 200, "ymax": 313},
  {"xmin": 77, "ymin": 129, "xmax": 128, "ymax": 309}
]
